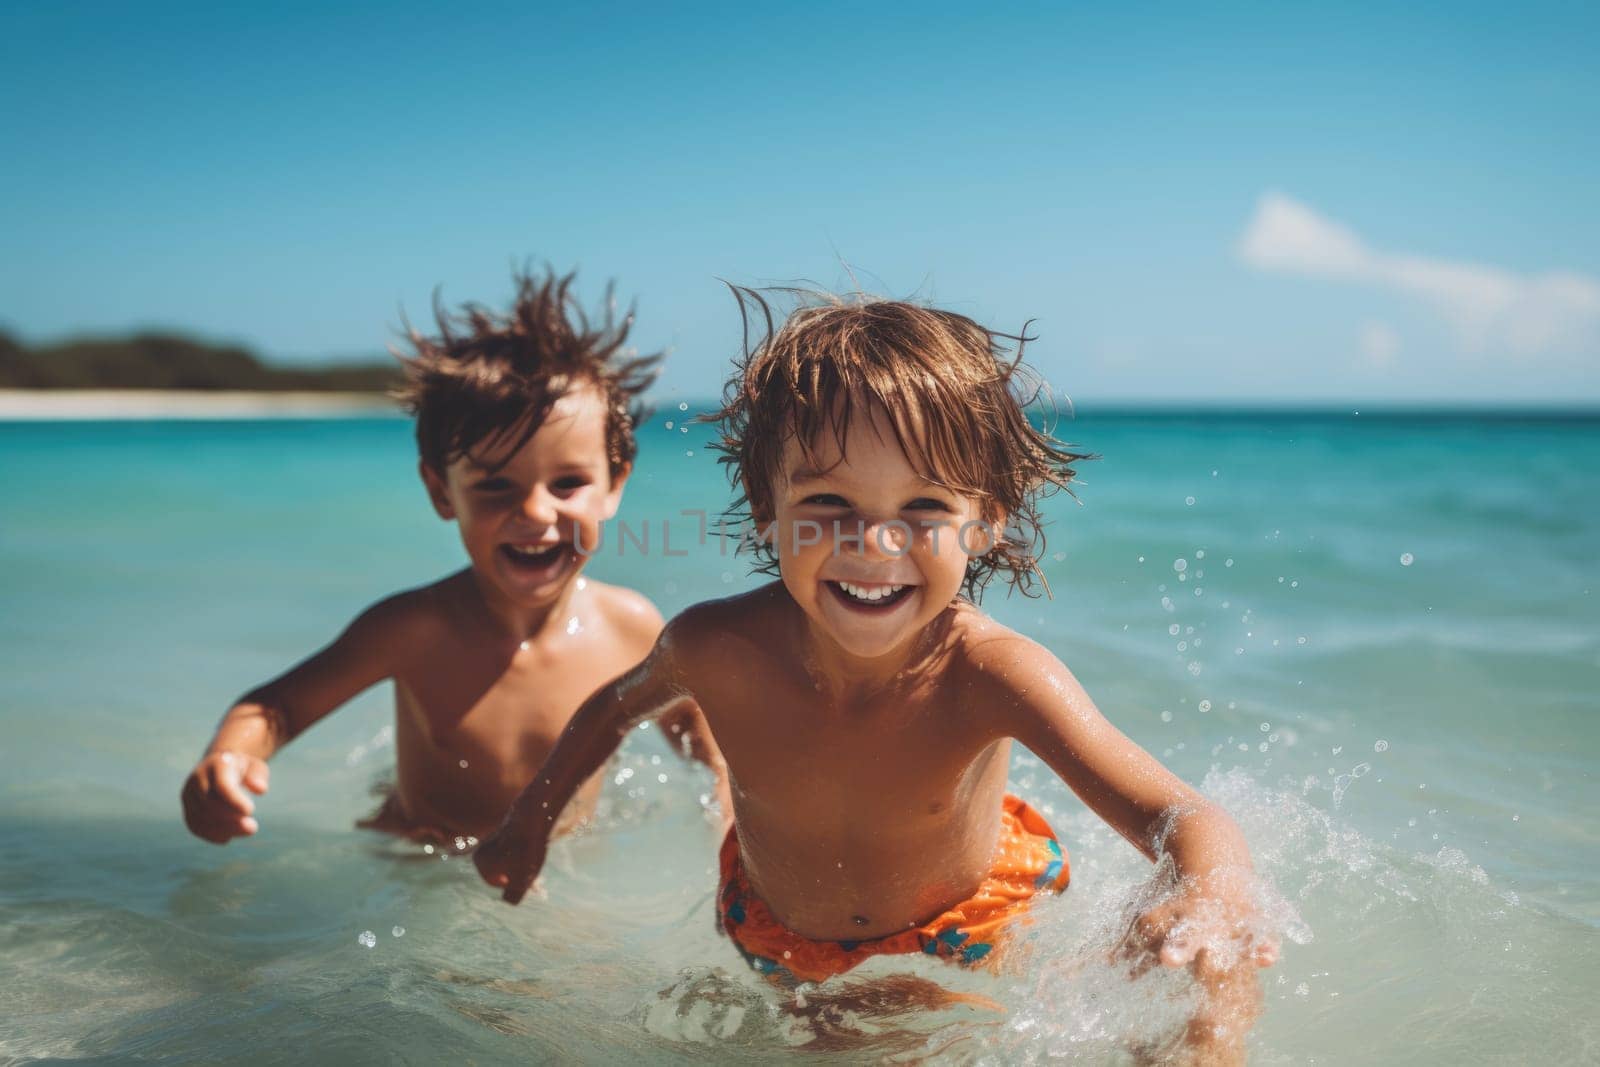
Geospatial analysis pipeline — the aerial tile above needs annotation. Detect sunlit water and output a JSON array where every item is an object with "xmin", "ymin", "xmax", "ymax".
[{"xmin": 2, "ymin": 411, "xmax": 1597, "ymax": 1063}]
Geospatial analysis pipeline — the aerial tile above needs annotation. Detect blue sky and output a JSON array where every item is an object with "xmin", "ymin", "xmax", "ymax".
[{"xmin": 2, "ymin": 2, "xmax": 1596, "ymax": 402}]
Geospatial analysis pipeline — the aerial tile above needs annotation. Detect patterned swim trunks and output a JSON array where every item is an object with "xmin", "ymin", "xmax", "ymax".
[{"xmin": 716, "ymin": 794, "xmax": 1070, "ymax": 983}]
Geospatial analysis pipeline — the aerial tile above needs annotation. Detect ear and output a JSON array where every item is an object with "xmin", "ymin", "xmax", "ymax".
[
  {"xmin": 601, "ymin": 462, "xmax": 631, "ymax": 520},
  {"xmin": 419, "ymin": 460, "xmax": 455, "ymax": 520}
]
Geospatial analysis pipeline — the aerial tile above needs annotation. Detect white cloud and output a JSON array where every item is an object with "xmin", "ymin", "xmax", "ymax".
[{"xmin": 1238, "ymin": 192, "xmax": 1600, "ymax": 359}]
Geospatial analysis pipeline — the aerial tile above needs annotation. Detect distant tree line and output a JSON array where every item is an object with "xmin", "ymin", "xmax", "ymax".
[{"xmin": 0, "ymin": 330, "xmax": 400, "ymax": 391}]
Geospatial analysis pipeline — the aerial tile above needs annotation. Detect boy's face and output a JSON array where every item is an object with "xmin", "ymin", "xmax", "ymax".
[
  {"xmin": 770, "ymin": 403, "xmax": 989, "ymax": 662},
  {"xmin": 421, "ymin": 382, "xmax": 625, "ymax": 610}
]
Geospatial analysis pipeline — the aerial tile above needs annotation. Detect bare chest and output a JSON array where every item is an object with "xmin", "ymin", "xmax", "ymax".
[{"xmin": 395, "ymin": 635, "xmax": 636, "ymax": 778}]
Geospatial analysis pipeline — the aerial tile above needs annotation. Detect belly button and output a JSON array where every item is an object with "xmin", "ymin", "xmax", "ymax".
[{"xmin": 852, "ymin": 915, "xmax": 869, "ymax": 927}]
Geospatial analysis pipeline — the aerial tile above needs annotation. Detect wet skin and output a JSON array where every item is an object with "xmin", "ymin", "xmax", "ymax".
[
  {"xmin": 181, "ymin": 385, "xmax": 712, "ymax": 845},
  {"xmin": 478, "ymin": 407, "xmax": 1275, "ymax": 970}
]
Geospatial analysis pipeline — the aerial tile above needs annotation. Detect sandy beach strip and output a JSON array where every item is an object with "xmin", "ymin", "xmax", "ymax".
[{"xmin": 0, "ymin": 390, "xmax": 400, "ymax": 420}]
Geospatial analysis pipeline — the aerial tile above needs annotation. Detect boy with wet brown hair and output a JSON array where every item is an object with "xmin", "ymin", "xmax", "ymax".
[
  {"xmin": 476, "ymin": 289, "xmax": 1274, "ymax": 1061},
  {"xmin": 181, "ymin": 268, "xmax": 712, "ymax": 848}
]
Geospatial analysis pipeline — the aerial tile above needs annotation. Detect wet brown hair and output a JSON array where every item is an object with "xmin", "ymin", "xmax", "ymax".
[
  {"xmin": 708, "ymin": 287, "xmax": 1093, "ymax": 600},
  {"xmin": 394, "ymin": 267, "xmax": 658, "ymax": 476}
]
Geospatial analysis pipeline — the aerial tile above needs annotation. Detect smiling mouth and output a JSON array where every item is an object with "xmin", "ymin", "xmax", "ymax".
[
  {"xmin": 824, "ymin": 580, "xmax": 916, "ymax": 611},
  {"xmin": 499, "ymin": 542, "xmax": 572, "ymax": 578}
]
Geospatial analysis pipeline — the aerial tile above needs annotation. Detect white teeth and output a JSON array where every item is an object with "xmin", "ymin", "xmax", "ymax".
[
  {"xmin": 507, "ymin": 544, "xmax": 559, "ymax": 559},
  {"xmin": 837, "ymin": 581, "xmax": 906, "ymax": 603}
]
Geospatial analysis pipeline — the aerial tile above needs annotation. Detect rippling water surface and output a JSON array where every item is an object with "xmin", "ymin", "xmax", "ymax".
[{"xmin": 2, "ymin": 410, "xmax": 1596, "ymax": 1063}]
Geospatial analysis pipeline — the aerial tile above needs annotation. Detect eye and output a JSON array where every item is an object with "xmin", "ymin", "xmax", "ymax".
[
  {"xmin": 802, "ymin": 493, "xmax": 850, "ymax": 507},
  {"xmin": 472, "ymin": 477, "xmax": 516, "ymax": 493},
  {"xmin": 905, "ymin": 497, "xmax": 953, "ymax": 512},
  {"xmin": 551, "ymin": 475, "xmax": 591, "ymax": 495}
]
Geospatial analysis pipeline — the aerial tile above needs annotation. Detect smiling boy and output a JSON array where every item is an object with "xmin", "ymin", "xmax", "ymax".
[
  {"xmin": 181, "ymin": 269, "xmax": 712, "ymax": 846},
  {"xmin": 474, "ymin": 292, "xmax": 1273, "ymax": 1059}
]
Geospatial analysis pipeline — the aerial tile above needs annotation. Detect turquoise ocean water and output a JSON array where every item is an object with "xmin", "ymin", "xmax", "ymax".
[{"xmin": 2, "ymin": 410, "xmax": 1597, "ymax": 1063}]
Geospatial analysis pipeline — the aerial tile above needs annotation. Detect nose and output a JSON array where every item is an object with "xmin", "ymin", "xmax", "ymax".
[
  {"xmin": 519, "ymin": 485, "xmax": 560, "ymax": 528},
  {"xmin": 853, "ymin": 515, "xmax": 912, "ymax": 559}
]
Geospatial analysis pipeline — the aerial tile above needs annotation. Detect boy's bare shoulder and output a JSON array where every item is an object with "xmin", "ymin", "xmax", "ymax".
[
  {"xmin": 581, "ymin": 579, "xmax": 665, "ymax": 653},
  {"xmin": 662, "ymin": 582, "xmax": 792, "ymax": 664},
  {"xmin": 348, "ymin": 572, "xmax": 467, "ymax": 647},
  {"xmin": 948, "ymin": 606, "xmax": 1072, "ymax": 697}
]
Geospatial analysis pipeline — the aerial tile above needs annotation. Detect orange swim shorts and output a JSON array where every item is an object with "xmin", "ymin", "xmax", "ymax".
[{"xmin": 716, "ymin": 794, "xmax": 1070, "ymax": 983}]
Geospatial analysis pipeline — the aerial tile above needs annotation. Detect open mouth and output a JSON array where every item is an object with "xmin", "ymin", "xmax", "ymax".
[
  {"xmin": 824, "ymin": 580, "xmax": 916, "ymax": 611},
  {"xmin": 499, "ymin": 542, "xmax": 572, "ymax": 580}
]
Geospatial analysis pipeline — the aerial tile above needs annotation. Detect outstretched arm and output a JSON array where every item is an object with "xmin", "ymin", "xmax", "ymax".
[
  {"xmin": 474, "ymin": 619, "xmax": 698, "ymax": 903},
  {"xmin": 982, "ymin": 633, "xmax": 1273, "ymax": 1064},
  {"xmin": 180, "ymin": 597, "xmax": 405, "ymax": 844}
]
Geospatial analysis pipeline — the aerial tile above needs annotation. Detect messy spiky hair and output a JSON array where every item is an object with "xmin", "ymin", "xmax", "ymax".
[
  {"xmin": 394, "ymin": 267, "xmax": 659, "ymax": 475},
  {"xmin": 708, "ymin": 287, "xmax": 1093, "ymax": 600}
]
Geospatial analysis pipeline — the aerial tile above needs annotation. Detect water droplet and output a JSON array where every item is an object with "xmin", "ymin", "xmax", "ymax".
[
  {"xmin": 680, "ymin": 425, "xmax": 689, "ymax": 434},
  {"xmin": 1173, "ymin": 558, "xmax": 1188, "ymax": 573},
  {"xmin": 458, "ymin": 759, "xmax": 468, "ymax": 769},
  {"xmin": 1260, "ymin": 722, "xmax": 1271, "ymax": 733},
  {"xmin": 1374, "ymin": 739, "xmax": 1389, "ymax": 753},
  {"xmin": 1400, "ymin": 552, "xmax": 1415, "ymax": 566},
  {"xmin": 1195, "ymin": 549, "xmax": 1205, "ymax": 559},
  {"xmin": 1332, "ymin": 746, "xmax": 1343, "ymax": 755},
  {"xmin": 565, "ymin": 616, "xmax": 582, "ymax": 636},
  {"xmin": 1224, "ymin": 558, "xmax": 1234, "ymax": 567},
  {"xmin": 518, "ymin": 640, "xmax": 530, "ymax": 653},
  {"xmin": 1351, "ymin": 762, "xmax": 1371, "ymax": 778},
  {"xmin": 1169, "ymin": 624, "xmax": 1181, "ymax": 636},
  {"xmin": 1160, "ymin": 710, "xmax": 1173, "ymax": 722},
  {"xmin": 1137, "ymin": 555, "xmax": 1146, "ymax": 563},
  {"xmin": 1185, "ymin": 496, "xmax": 1196, "ymax": 506},
  {"xmin": 358, "ymin": 930, "xmax": 376, "ymax": 948},
  {"xmin": 1297, "ymin": 636, "xmax": 1307, "ymax": 645},
  {"xmin": 721, "ymin": 571, "xmax": 733, "ymax": 583},
  {"xmin": 685, "ymin": 450, "xmax": 695, "ymax": 457},
  {"xmin": 1198, "ymin": 700, "xmax": 1212, "ymax": 712},
  {"xmin": 678, "ymin": 402, "xmax": 689, "ymax": 411},
  {"xmin": 664, "ymin": 420, "xmax": 674, "ymax": 430},
  {"xmin": 422, "ymin": 844, "xmax": 434, "ymax": 855},
  {"xmin": 392, "ymin": 926, "xmax": 405, "ymax": 938}
]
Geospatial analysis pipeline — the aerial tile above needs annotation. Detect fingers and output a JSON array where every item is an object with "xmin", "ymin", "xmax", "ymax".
[
  {"xmin": 1159, "ymin": 924, "xmax": 1201, "ymax": 968},
  {"xmin": 210, "ymin": 755, "xmax": 256, "ymax": 817},
  {"xmin": 181, "ymin": 755, "xmax": 266, "ymax": 844},
  {"xmin": 242, "ymin": 757, "xmax": 270, "ymax": 796}
]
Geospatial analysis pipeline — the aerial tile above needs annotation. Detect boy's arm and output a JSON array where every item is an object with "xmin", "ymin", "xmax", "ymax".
[
  {"xmin": 180, "ymin": 596, "xmax": 410, "ymax": 844},
  {"xmin": 605, "ymin": 587, "xmax": 730, "ymax": 791},
  {"xmin": 474, "ymin": 616, "xmax": 700, "ymax": 903},
  {"xmin": 984, "ymin": 634, "xmax": 1273, "ymax": 1062},
  {"xmin": 981, "ymin": 634, "xmax": 1271, "ymax": 959}
]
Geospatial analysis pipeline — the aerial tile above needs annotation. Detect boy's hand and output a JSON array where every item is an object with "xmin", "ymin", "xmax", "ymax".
[
  {"xmin": 1122, "ymin": 868, "xmax": 1278, "ymax": 974},
  {"xmin": 181, "ymin": 751, "xmax": 270, "ymax": 843},
  {"xmin": 473, "ymin": 816, "xmax": 549, "ymax": 904},
  {"xmin": 1122, "ymin": 869, "xmax": 1276, "ymax": 1064}
]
